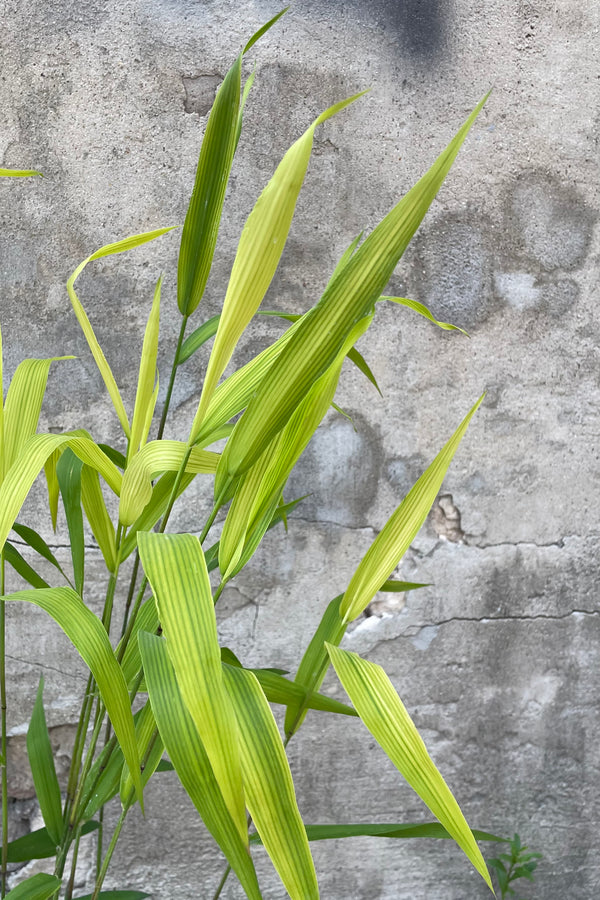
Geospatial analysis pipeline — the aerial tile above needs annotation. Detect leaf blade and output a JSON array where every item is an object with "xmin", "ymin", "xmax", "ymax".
[
  {"xmin": 26, "ymin": 678, "xmax": 63, "ymax": 844},
  {"xmin": 326, "ymin": 644, "xmax": 493, "ymax": 890}
]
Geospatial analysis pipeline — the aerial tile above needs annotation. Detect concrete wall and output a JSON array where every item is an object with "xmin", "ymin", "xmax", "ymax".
[{"xmin": 1, "ymin": 0, "xmax": 599, "ymax": 896}]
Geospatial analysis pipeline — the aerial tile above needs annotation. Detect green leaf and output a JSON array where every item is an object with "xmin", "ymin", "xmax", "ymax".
[
  {"xmin": 4, "ymin": 544, "xmax": 50, "ymax": 590},
  {"xmin": 192, "ymin": 315, "xmax": 305, "ymax": 447},
  {"xmin": 118, "ymin": 598, "xmax": 159, "ymax": 689},
  {"xmin": 137, "ymin": 533, "xmax": 246, "ymax": 842},
  {"xmin": 380, "ymin": 295, "xmax": 468, "ymax": 335},
  {"xmin": 224, "ymin": 664, "xmax": 356, "ymax": 718},
  {"xmin": 223, "ymin": 664, "xmax": 318, "ymax": 899},
  {"xmin": 57, "ymin": 448, "xmax": 85, "ymax": 596},
  {"xmin": 6, "ymin": 822, "xmax": 99, "ymax": 864},
  {"xmin": 43, "ymin": 449, "xmax": 60, "ymax": 531},
  {"xmin": 217, "ymin": 314, "xmax": 372, "ymax": 575},
  {"xmin": 11, "ymin": 522, "xmax": 70, "ymax": 584},
  {"xmin": 340, "ymin": 394, "xmax": 483, "ymax": 623},
  {"xmin": 119, "ymin": 441, "xmax": 219, "ymax": 527},
  {"xmin": 178, "ymin": 315, "xmax": 220, "ymax": 365},
  {"xmin": 67, "ymin": 227, "xmax": 175, "ymax": 438},
  {"xmin": 4, "ymin": 873, "xmax": 61, "ymax": 900},
  {"xmin": 3, "ymin": 357, "xmax": 74, "ymax": 473},
  {"xmin": 219, "ymin": 94, "xmax": 488, "ymax": 480},
  {"xmin": 380, "ymin": 580, "xmax": 429, "ymax": 592},
  {"xmin": 0, "ymin": 169, "xmax": 42, "ymax": 177},
  {"xmin": 120, "ymin": 700, "xmax": 164, "ymax": 805},
  {"xmin": 81, "ymin": 465, "xmax": 117, "ymax": 572},
  {"xmin": 0, "ymin": 432, "xmax": 122, "ymax": 557},
  {"xmin": 139, "ymin": 632, "xmax": 261, "ymax": 900},
  {"xmin": 190, "ymin": 91, "xmax": 366, "ymax": 441},
  {"xmin": 97, "ymin": 444, "xmax": 127, "ymax": 470},
  {"xmin": 119, "ymin": 470, "xmax": 195, "ymax": 561},
  {"xmin": 284, "ymin": 595, "xmax": 346, "ymax": 738},
  {"xmin": 326, "ymin": 644, "xmax": 493, "ymax": 891},
  {"xmin": 249, "ymin": 822, "xmax": 505, "ymax": 842},
  {"xmin": 26, "ymin": 678, "xmax": 63, "ymax": 844},
  {"xmin": 177, "ymin": 9, "xmax": 286, "ymax": 318},
  {"xmin": 4, "ymin": 587, "xmax": 142, "ymax": 809},
  {"xmin": 129, "ymin": 276, "xmax": 162, "ymax": 459}
]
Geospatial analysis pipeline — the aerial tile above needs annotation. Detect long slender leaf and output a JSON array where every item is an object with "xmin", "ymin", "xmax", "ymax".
[
  {"xmin": 380, "ymin": 295, "xmax": 467, "ymax": 335},
  {"xmin": 340, "ymin": 395, "xmax": 484, "ymax": 623},
  {"xmin": 4, "ymin": 587, "xmax": 142, "ymax": 808},
  {"xmin": 26, "ymin": 678, "xmax": 63, "ymax": 844},
  {"xmin": 120, "ymin": 700, "xmax": 164, "ymax": 804},
  {"xmin": 4, "ymin": 544, "xmax": 50, "ymax": 590},
  {"xmin": 326, "ymin": 643, "xmax": 493, "ymax": 890},
  {"xmin": 67, "ymin": 227, "xmax": 175, "ymax": 438},
  {"xmin": 11, "ymin": 523, "xmax": 70, "ymax": 584},
  {"xmin": 43, "ymin": 449, "xmax": 61, "ymax": 531},
  {"xmin": 178, "ymin": 315, "xmax": 220, "ymax": 365},
  {"xmin": 250, "ymin": 822, "xmax": 505, "ymax": 842},
  {"xmin": 190, "ymin": 91, "xmax": 365, "ymax": 442},
  {"xmin": 57, "ymin": 448, "xmax": 85, "ymax": 596},
  {"xmin": 81, "ymin": 465, "xmax": 117, "ymax": 572},
  {"xmin": 6, "ymin": 822, "xmax": 99, "ymax": 864},
  {"xmin": 4, "ymin": 874, "xmax": 61, "ymax": 900},
  {"xmin": 217, "ymin": 314, "xmax": 372, "ymax": 576},
  {"xmin": 137, "ymin": 533, "xmax": 246, "ymax": 841},
  {"xmin": 139, "ymin": 632, "xmax": 262, "ymax": 900},
  {"xmin": 284, "ymin": 595, "xmax": 346, "ymax": 738},
  {"xmin": 239, "ymin": 667, "xmax": 357, "ymax": 718},
  {"xmin": 129, "ymin": 276, "xmax": 162, "ymax": 459},
  {"xmin": 119, "ymin": 441, "xmax": 219, "ymax": 527},
  {"xmin": 0, "ymin": 432, "xmax": 121, "ymax": 558},
  {"xmin": 219, "ymin": 95, "xmax": 488, "ymax": 480},
  {"xmin": 177, "ymin": 10, "xmax": 286, "ymax": 317},
  {"xmin": 3, "ymin": 357, "xmax": 73, "ymax": 473},
  {"xmin": 223, "ymin": 664, "xmax": 319, "ymax": 900},
  {"xmin": 0, "ymin": 169, "xmax": 42, "ymax": 177}
]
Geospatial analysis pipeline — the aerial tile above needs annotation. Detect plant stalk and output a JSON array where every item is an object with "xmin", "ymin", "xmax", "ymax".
[{"xmin": 156, "ymin": 313, "xmax": 188, "ymax": 440}]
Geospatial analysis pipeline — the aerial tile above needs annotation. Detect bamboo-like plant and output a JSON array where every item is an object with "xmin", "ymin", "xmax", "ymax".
[{"xmin": 0, "ymin": 11, "xmax": 504, "ymax": 899}]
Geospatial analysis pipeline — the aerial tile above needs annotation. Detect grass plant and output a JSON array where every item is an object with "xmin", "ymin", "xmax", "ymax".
[{"xmin": 0, "ymin": 11, "xmax": 515, "ymax": 899}]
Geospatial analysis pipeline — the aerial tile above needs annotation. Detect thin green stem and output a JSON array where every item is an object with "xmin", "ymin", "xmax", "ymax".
[
  {"xmin": 63, "ymin": 824, "xmax": 82, "ymax": 900},
  {"xmin": 213, "ymin": 581, "xmax": 225, "ymax": 605},
  {"xmin": 156, "ymin": 314, "xmax": 188, "ymax": 441},
  {"xmin": 120, "ymin": 551, "xmax": 141, "ymax": 639},
  {"xmin": 199, "ymin": 503, "xmax": 219, "ymax": 545},
  {"xmin": 90, "ymin": 802, "xmax": 129, "ymax": 900},
  {"xmin": 0, "ymin": 551, "xmax": 7, "ymax": 900},
  {"xmin": 211, "ymin": 864, "xmax": 232, "ymax": 900}
]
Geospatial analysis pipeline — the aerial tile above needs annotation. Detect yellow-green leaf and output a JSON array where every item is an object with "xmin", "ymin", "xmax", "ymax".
[
  {"xmin": 326, "ymin": 644, "xmax": 493, "ymax": 890},
  {"xmin": 0, "ymin": 432, "xmax": 122, "ymax": 556},
  {"xmin": 340, "ymin": 394, "xmax": 484, "ymax": 623},
  {"xmin": 139, "ymin": 632, "xmax": 261, "ymax": 900},
  {"xmin": 129, "ymin": 276, "xmax": 162, "ymax": 460},
  {"xmin": 81, "ymin": 465, "xmax": 117, "ymax": 572},
  {"xmin": 5, "ymin": 587, "xmax": 142, "ymax": 808},
  {"xmin": 67, "ymin": 227, "xmax": 175, "ymax": 438},
  {"xmin": 119, "ymin": 471, "xmax": 195, "ymax": 562},
  {"xmin": 380, "ymin": 295, "xmax": 468, "ymax": 335},
  {"xmin": 119, "ymin": 700, "xmax": 164, "ymax": 805},
  {"xmin": 3, "ymin": 357, "xmax": 74, "ymax": 474},
  {"xmin": 119, "ymin": 441, "xmax": 219, "ymax": 527},
  {"xmin": 137, "ymin": 533, "xmax": 247, "ymax": 842},
  {"xmin": 223, "ymin": 664, "xmax": 319, "ymax": 900},
  {"xmin": 218, "ymin": 314, "xmax": 372, "ymax": 577},
  {"xmin": 189, "ymin": 91, "xmax": 366, "ymax": 442},
  {"xmin": 219, "ymin": 95, "xmax": 489, "ymax": 480},
  {"xmin": 0, "ymin": 169, "xmax": 42, "ymax": 178}
]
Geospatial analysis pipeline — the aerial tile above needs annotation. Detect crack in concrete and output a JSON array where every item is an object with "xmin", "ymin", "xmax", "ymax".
[
  {"xmin": 5, "ymin": 653, "xmax": 85, "ymax": 681},
  {"xmin": 428, "ymin": 609, "xmax": 598, "ymax": 627}
]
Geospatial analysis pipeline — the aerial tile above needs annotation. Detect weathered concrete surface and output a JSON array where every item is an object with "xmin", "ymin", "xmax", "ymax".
[{"xmin": 1, "ymin": 0, "xmax": 599, "ymax": 896}]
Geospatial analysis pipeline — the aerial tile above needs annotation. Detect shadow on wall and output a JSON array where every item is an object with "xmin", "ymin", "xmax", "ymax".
[{"xmin": 308, "ymin": 0, "xmax": 448, "ymax": 56}]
